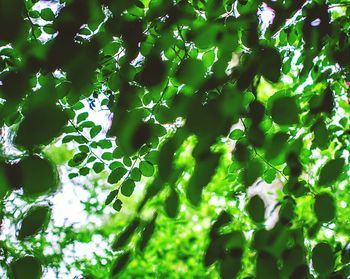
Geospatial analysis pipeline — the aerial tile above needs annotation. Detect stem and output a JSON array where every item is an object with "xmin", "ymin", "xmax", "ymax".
[
  {"xmin": 24, "ymin": 4, "xmax": 38, "ymax": 40},
  {"xmin": 176, "ymin": 26, "xmax": 190, "ymax": 58},
  {"xmin": 241, "ymin": 119, "xmax": 288, "ymax": 181},
  {"xmin": 67, "ymin": 118, "xmax": 107, "ymax": 166},
  {"xmin": 58, "ymin": 101, "xmax": 107, "ymax": 166}
]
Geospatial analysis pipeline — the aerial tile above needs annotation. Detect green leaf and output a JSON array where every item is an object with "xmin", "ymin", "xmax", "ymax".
[
  {"xmin": 79, "ymin": 167, "xmax": 90, "ymax": 176},
  {"xmin": 202, "ymin": 50, "xmax": 216, "ymax": 67},
  {"xmin": 175, "ymin": 58, "xmax": 206, "ymax": 87},
  {"xmin": 97, "ymin": 139, "xmax": 112, "ymax": 149},
  {"xmin": 11, "ymin": 256, "xmax": 42, "ymax": 279},
  {"xmin": 43, "ymin": 25, "xmax": 56, "ymax": 34},
  {"xmin": 158, "ymin": 141, "xmax": 175, "ymax": 181},
  {"xmin": 15, "ymin": 105, "xmax": 68, "ymax": 149},
  {"xmin": 139, "ymin": 161, "xmax": 154, "ymax": 177},
  {"xmin": 87, "ymin": 156, "xmax": 96, "ymax": 163},
  {"xmin": 18, "ymin": 206, "xmax": 51, "ymax": 240},
  {"xmin": 256, "ymin": 252, "xmax": 279, "ymax": 279},
  {"xmin": 187, "ymin": 152, "xmax": 220, "ymax": 205},
  {"xmin": 259, "ymin": 47, "xmax": 282, "ymax": 83},
  {"xmin": 29, "ymin": 10, "xmax": 40, "ymax": 19},
  {"xmin": 77, "ymin": 112, "xmax": 88, "ymax": 123},
  {"xmin": 113, "ymin": 148, "xmax": 123, "ymax": 159},
  {"xmin": 110, "ymin": 251, "xmax": 131, "ymax": 278},
  {"xmin": 78, "ymin": 145, "xmax": 90, "ymax": 154},
  {"xmin": 62, "ymin": 135, "xmax": 75, "ymax": 143},
  {"xmin": 246, "ymin": 195, "xmax": 265, "ymax": 223},
  {"xmin": 93, "ymin": 162, "xmax": 104, "ymax": 173},
  {"xmin": 137, "ymin": 55, "xmax": 166, "ymax": 87},
  {"xmin": 72, "ymin": 102, "xmax": 84, "ymax": 110},
  {"xmin": 229, "ymin": 129, "xmax": 244, "ymax": 140},
  {"xmin": 121, "ymin": 179, "xmax": 135, "ymax": 197},
  {"xmin": 265, "ymin": 132, "xmax": 289, "ymax": 160},
  {"xmin": 138, "ymin": 214, "xmax": 157, "ymax": 252},
  {"xmin": 242, "ymin": 159, "xmax": 264, "ymax": 187},
  {"xmin": 80, "ymin": 121, "xmax": 95, "ymax": 128},
  {"xmin": 165, "ymin": 189, "xmax": 179, "ymax": 218},
  {"xmin": 270, "ymin": 96, "xmax": 299, "ymax": 125},
  {"xmin": 113, "ymin": 199, "xmax": 123, "ymax": 211},
  {"xmin": 109, "ymin": 161, "xmax": 123, "ymax": 170},
  {"xmin": 112, "ymin": 218, "xmax": 140, "ymax": 250},
  {"xmin": 220, "ymin": 255, "xmax": 242, "ymax": 279},
  {"xmin": 130, "ymin": 167, "xmax": 142, "ymax": 181},
  {"xmin": 312, "ymin": 243, "xmax": 335, "ymax": 274},
  {"xmin": 69, "ymin": 152, "xmax": 88, "ymax": 167},
  {"xmin": 101, "ymin": 152, "xmax": 113, "ymax": 160},
  {"xmin": 40, "ymin": 8, "xmax": 55, "ymax": 21},
  {"xmin": 318, "ymin": 158, "xmax": 345, "ymax": 186},
  {"xmin": 314, "ymin": 192, "xmax": 335, "ymax": 223},
  {"xmin": 105, "ymin": 189, "xmax": 118, "ymax": 206},
  {"xmin": 312, "ymin": 120, "xmax": 329, "ymax": 150},
  {"xmin": 21, "ymin": 156, "xmax": 58, "ymax": 197},
  {"xmin": 108, "ymin": 167, "xmax": 127, "ymax": 184},
  {"xmin": 68, "ymin": 172, "xmax": 79, "ymax": 179},
  {"xmin": 90, "ymin": 125, "xmax": 102, "ymax": 138}
]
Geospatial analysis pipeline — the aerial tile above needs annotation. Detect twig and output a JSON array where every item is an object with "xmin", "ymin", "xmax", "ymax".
[
  {"xmin": 253, "ymin": 147, "xmax": 288, "ymax": 181},
  {"xmin": 67, "ymin": 118, "xmax": 107, "ymax": 166},
  {"xmin": 24, "ymin": 5, "xmax": 38, "ymax": 40},
  {"xmin": 176, "ymin": 26, "xmax": 190, "ymax": 58},
  {"xmin": 241, "ymin": 119, "xmax": 288, "ymax": 181},
  {"xmin": 58, "ymin": 101, "xmax": 108, "ymax": 166}
]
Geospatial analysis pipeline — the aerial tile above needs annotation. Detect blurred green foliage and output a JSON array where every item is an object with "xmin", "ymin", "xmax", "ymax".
[{"xmin": 0, "ymin": 0, "xmax": 350, "ymax": 278}]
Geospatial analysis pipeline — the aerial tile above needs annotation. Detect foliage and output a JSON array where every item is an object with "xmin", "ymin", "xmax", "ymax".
[{"xmin": 0, "ymin": 0, "xmax": 350, "ymax": 278}]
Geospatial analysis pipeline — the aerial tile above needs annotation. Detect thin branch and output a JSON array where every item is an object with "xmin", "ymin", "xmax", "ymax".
[
  {"xmin": 241, "ymin": 119, "xmax": 288, "ymax": 181},
  {"xmin": 176, "ymin": 25, "xmax": 190, "ymax": 58},
  {"xmin": 58, "ymin": 101, "xmax": 108, "ymax": 166},
  {"xmin": 24, "ymin": 5, "xmax": 38, "ymax": 40},
  {"xmin": 67, "ymin": 118, "xmax": 107, "ymax": 166},
  {"xmin": 253, "ymin": 147, "xmax": 288, "ymax": 181}
]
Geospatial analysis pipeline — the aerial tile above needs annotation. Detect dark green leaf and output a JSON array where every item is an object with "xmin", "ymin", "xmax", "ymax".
[
  {"xmin": 312, "ymin": 243, "xmax": 335, "ymax": 274},
  {"xmin": 113, "ymin": 199, "xmax": 123, "ymax": 211},
  {"xmin": 77, "ymin": 112, "xmax": 88, "ymax": 123},
  {"xmin": 130, "ymin": 167, "xmax": 142, "ymax": 181},
  {"xmin": 93, "ymin": 162, "xmax": 104, "ymax": 173},
  {"xmin": 314, "ymin": 192, "xmax": 335, "ymax": 223},
  {"xmin": 101, "ymin": 152, "xmax": 113, "ymax": 160},
  {"xmin": 21, "ymin": 156, "xmax": 58, "ymax": 197},
  {"xmin": 11, "ymin": 256, "xmax": 42, "ymax": 279},
  {"xmin": 229, "ymin": 129, "xmax": 244, "ymax": 140},
  {"xmin": 40, "ymin": 8, "xmax": 55, "ymax": 21},
  {"xmin": 90, "ymin": 125, "xmax": 102, "ymax": 138},
  {"xmin": 97, "ymin": 139, "xmax": 112, "ymax": 149},
  {"xmin": 318, "ymin": 158, "xmax": 345, "ymax": 186},
  {"xmin": 108, "ymin": 167, "xmax": 127, "ymax": 184},
  {"xmin": 112, "ymin": 218, "xmax": 140, "ymax": 250},
  {"xmin": 79, "ymin": 167, "xmax": 90, "ymax": 176},
  {"xmin": 175, "ymin": 58, "xmax": 206, "ymax": 87},
  {"xmin": 110, "ymin": 251, "xmax": 131, "ymax": 278},
  {"xmin": 121, "ymin": 179, "xmax": 135, "ymax": 197},
  {"xmin": 247, "ymin": 195, "xmax": 265, "ymax": 223},
  {"xmin": 270, "ymin": 96, "xmax": 299, "ymax": 125},
  {"xmin": 138, "ymin": 214, "xmax": 157, "ymax": 251},
  {"xmin": 18, "ymin": 206, "xmax": 51, "ymax": 240},
  {"xmin": 139, "ymin": 161, "xmax": 154, "ymax": 177},
  {"xmin": 15, "ymin": 105, "xmax": 68, "ymax": 149},
  {"xmin": 105, "ymin": 189, "xmax": 118, "ymax": 205},
  {"xmin": 165, "ymin": 189, "xmax": 179, "ymax": 218}
]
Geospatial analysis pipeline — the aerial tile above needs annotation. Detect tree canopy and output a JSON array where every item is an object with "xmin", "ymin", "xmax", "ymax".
[{"xmin": 0, "ymin": 0, "xmax": 349, "ymax": 278}]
